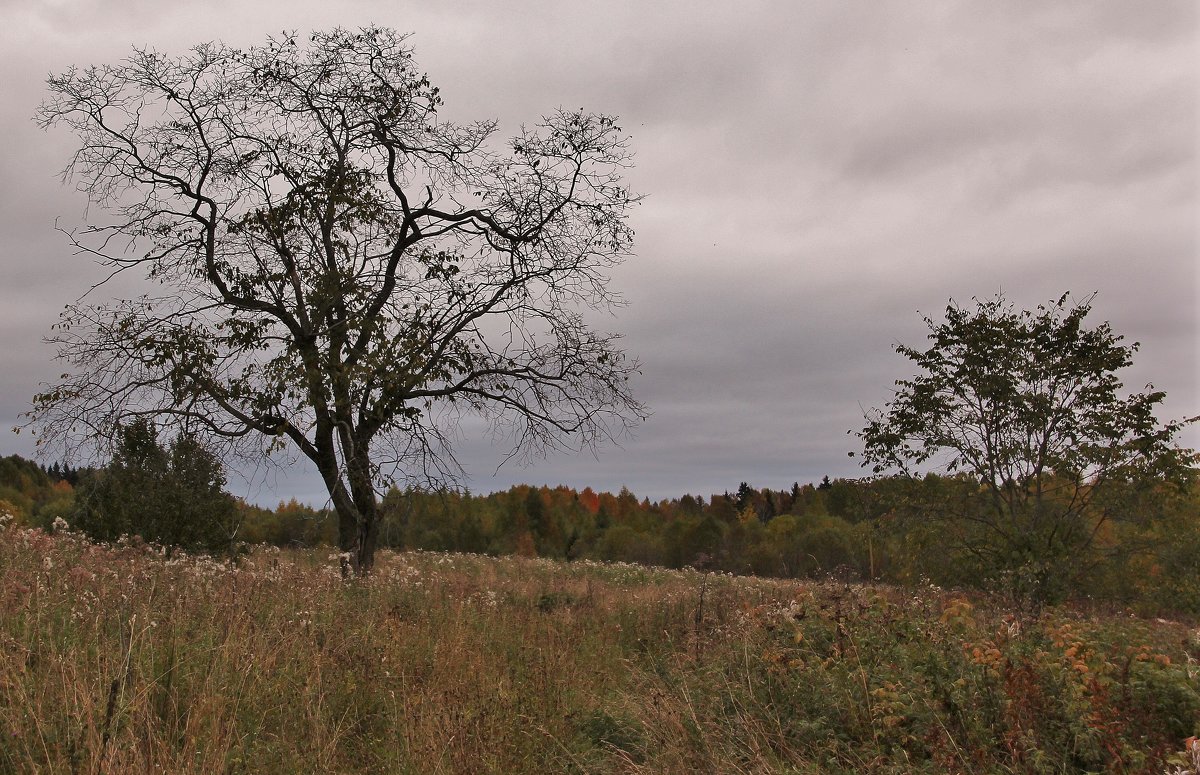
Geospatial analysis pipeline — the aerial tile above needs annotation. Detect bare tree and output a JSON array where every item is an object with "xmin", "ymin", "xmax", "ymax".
[{"xmin": 30, "ymin": 27, "xmax": 645, "ymax": 573}]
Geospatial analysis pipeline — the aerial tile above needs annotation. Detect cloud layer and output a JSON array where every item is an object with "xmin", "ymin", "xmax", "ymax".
[{"xmin": 1, "ymin": 0, "xmax": 1195, "ymax": 503}]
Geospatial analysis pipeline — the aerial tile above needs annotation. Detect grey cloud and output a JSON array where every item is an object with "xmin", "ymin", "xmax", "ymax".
[{"xmin": 0, "ymin": 0, "xmax": 1195, "ymax": 503}]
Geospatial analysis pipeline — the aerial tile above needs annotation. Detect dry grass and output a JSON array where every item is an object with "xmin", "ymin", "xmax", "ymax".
[{"xmin": 2, "ymin": 518, "xmax": 1198, "ymax": 774}]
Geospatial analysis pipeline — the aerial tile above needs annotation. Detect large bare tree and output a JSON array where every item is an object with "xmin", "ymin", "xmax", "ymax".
[{"xmin": 30, "ymin": 28, "xmax": 645, "ymax": 572}]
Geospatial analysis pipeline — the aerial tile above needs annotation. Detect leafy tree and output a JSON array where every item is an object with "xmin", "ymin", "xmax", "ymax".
[
  {"xmin": 708, "ymin": 494, "xmax": 737, "ymax": 523},
  {"xmin": 31, "ymin": 27, "xmax": 644, "ymax": 573},
  {"xmin": 577, "ymin": 487, "xmax": 600, "ymax": 515},
  {"xmin": 73, "ymin": 419, "xmax": 239, "ymax": 552},
  {"xmin": 858, "ymin": 293, "xmax": 1196, "ymax": 602},
  {"xmin": 524, "ymin": 486, "xmax": 546, "ymax": 539},
  {"xmin": 734, "ymin": 481, "xmax": 755, "ymax": 511},
  {"xmin": 677, "ymin": 493, "xmax": 702, "ymax": 516},
  {"xmin": 787, "ymin": 482, "xmax": 821, "ymax": 516},
  {"xmin": 238, "ymin": 498, "xmax": 335, "ymax": 547},
  {"xmin": 760, "ymin": 489, "xmax": 776, "ymax": 523},
  {"xmin": 594, "ymin": 501, "xmax": 611, "ymax": 531},
  {"xmin": 664, "ymin": 513, "xmax": 723, "ymax": 569}
]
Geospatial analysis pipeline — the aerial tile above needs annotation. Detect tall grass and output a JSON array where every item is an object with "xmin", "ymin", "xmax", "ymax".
[{"xmin": 1, "ymin": 517, "xmax": 1197, "ymax": 773}]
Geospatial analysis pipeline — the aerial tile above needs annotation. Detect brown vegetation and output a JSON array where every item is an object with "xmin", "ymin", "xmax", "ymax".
[{"xmin": 2, "ymin": 515, "xmax": 1198, "ymax": 773}]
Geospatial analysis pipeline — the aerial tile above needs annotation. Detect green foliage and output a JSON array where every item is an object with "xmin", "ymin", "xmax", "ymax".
[
  {"xmin": 237, "ymin": 499, "xmax": 337, "ymax": 547},
  {"xmin": 15, "ymin": 455, "xmax": 1155, "ymax": 615},
  {"xmin": 72, "ymin": 419, "xmax": 239, "ymax": 553},
  {"xmin": 664, "ymin": 514, "xmax": 724, "ymax": 569},
  {"xmin": 859, "ymin": 292, "xmax": 1197, "ymax": 603},
  {"xmin": 0, "ymin": 454, "xmax": 77, "ymax": 528},
  {"xmin": 223, "ymin": 472, "xmax": 1200, "ymax": 614}
]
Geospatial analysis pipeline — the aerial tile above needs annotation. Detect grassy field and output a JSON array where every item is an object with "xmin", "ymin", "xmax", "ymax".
[{"xmin": 2, "ymin": 519, "xmax": 1199, "ymax": 774}]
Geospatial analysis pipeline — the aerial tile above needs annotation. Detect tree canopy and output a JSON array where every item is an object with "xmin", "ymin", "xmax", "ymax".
[
  {"xmin": 31, "ymin": 27, "xmax": 645, "ymax": 572},
  {"xmin": 857, "ymin": 292, "xmax": 1196, "ymax": 601}
]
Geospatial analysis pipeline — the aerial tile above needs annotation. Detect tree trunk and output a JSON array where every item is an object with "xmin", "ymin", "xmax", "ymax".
[
  {"xmin": 333, "ymin": 497, "xmax": 379, "ymax": 576},
  {"xmin": 354, "ymin": 498, "xmax": 380, "ymax": 574},
  {"xmin": 343, "ymin": 442, "xmax": 381, "ymax": 575},
  {"xmin": 314, "ymin": 436, "xmax": 379, "ymax": 576},
  {"xmin": 335, "ymin": 503, "xmax": 359, "ymax": 574}
]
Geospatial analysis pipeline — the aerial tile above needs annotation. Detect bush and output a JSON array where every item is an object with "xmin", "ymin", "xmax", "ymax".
[{"xmin": 73, "ymin": 419, "xmax": 238, "ymax": 554}]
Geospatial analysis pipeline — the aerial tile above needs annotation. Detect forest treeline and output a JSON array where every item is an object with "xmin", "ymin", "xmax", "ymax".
[{"xmin": 2, "ymin": 452, "xmax": 1197, "ymax": 615}]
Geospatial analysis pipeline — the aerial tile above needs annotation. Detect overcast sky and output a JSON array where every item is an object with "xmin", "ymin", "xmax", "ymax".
[{"xmin": 1, "ymin": 0, "xmax": 1196, "ymax": 505}]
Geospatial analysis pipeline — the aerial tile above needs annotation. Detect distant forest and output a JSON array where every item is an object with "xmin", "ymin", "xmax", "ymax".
[{"xmin": 2, "ymin": 452, "xmax": 1197, "ymax": 616}]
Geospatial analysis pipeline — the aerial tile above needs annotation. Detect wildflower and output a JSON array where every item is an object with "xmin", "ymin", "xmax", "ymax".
[{"xmin": 42, "ymin": 556, "xmax": 54, "ymax": 570}]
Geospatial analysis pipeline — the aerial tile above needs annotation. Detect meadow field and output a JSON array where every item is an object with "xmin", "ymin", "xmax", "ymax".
[{"xmin": 2, "ymin": 518, "xmax": 1199, "ymax": 774}]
